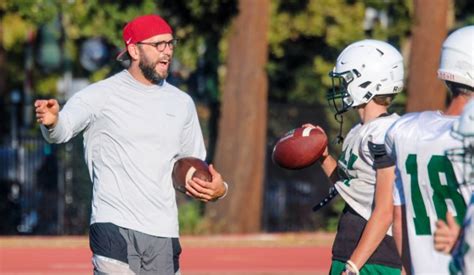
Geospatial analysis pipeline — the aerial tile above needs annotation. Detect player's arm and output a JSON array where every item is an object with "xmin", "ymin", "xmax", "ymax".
[
  {"xmin": 391, "ymin": 164, "xmax": 412, "ymax": 274},
  {"xmin": 319, "ymin": 148, "xmax": 339, "ymax": 183},
  {"xmin": 393, "ymin": 205, "xmax": 403, "ymax": 256},
  {"xmin": 394, "ymin": 205, "xmax": 412, "ymax": 274},
  {"xmin": 302, "ymin": 123, "xmax": 339, "ymax": 183},
  {"xmin": 346, "ymin": 165, "xmax": 395, "ymax": 270}
]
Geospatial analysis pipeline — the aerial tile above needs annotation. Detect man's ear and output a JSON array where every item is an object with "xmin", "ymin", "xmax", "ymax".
[{"xmin": 127, "ymin": 44, "xmax": 140, "ymax": 61}]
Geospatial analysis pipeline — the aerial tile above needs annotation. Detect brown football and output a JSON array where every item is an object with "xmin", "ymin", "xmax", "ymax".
[
  {"xmin": 272, "ymin": 126, "xmax": 328, "ymax": 169},
  {"xmin": 172, "ymin": 157, "xmax": 212, "ymax": 193}
]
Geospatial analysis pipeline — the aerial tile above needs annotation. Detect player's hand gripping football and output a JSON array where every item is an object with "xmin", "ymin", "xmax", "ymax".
[
  {"xmin": 302, "ymin": 123, "xmax": 329, "ymax": 159},
  {"xmin": 35, "ymin": 99, "xmax": 60, "ymax": 128},
  {"xmin": 434, "ymin": 211, "xmax": 460, "ymax": 254},
  {"xmin": 301, "ymin": 123, "xmax": 340, "ymax": 184},
  {"xmin": 186, "ymin": 164, "xmax": 227, "ymax": 202}
]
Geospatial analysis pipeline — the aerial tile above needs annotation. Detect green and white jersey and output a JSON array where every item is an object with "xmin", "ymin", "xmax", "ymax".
[
  {"xmin": 335, "ymin": 113, "xmax": 399, "ymax": 224},
  {"xmin": 386, "ymin": 111, "xmax": 471, "ymax": 275}
]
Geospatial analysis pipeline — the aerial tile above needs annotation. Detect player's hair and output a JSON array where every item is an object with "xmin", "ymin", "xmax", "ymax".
[
  {"xmin": 446, "ymin": 81, "xmax": 474, "ymax": 97},
  {"xmin": 372, "ymin": 94, "xmax": 396, "ymax": 106}
]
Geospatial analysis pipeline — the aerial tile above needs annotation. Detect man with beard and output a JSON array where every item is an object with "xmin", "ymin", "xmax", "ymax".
[{"xmin": 34, "ymin": 14, "xmax": 228, "ymax": 275}]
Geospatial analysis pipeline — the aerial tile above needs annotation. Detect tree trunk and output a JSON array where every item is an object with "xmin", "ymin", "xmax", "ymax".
[
  {"xmin": 406, "ymin": 0, "xmax": 449, "ymax": 112},
  {"xmin": 205, "ymin": 0, "xmax": 269, "ymax": 233}
]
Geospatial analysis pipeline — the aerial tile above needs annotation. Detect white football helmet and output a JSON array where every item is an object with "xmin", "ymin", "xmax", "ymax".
[
  {"xmin": 328, "ymin": 39, "xmax": 404, "ymax": 114},
  {"xmin": 437, "ymin": 25, "xmax": 474, "ymax": 88},
  {"xmin": 446, "ymin": 99, "xmax": 474, "ymax": 185}
]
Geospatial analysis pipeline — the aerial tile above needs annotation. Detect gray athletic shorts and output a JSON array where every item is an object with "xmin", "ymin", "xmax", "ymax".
[{"xmin": 89, "ymin": 223, "xmax": 181, "ymax": 275}]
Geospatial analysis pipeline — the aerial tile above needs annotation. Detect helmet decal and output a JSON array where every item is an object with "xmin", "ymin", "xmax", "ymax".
[{"xmin": 437, "ymin": 26, "xmax": 474, "ymax": 88}]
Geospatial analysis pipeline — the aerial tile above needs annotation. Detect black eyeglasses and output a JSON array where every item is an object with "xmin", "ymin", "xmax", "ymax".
[{"xmin": 137, "ymin": 39, "xmax": 178, "ymax": 51}]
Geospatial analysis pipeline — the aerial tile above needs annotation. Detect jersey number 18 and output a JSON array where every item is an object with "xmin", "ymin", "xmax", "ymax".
[{"xmin": 405, "ymin": 154, "xmax": 466, "ymax": 235}]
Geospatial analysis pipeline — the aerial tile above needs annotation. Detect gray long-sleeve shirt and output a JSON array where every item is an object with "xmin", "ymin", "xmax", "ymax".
[{"xmin": 41, "ymin": 70, "xmax": 206, "ymax": 237}]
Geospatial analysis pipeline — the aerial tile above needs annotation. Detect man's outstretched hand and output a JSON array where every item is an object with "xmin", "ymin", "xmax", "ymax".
[{"xmin": 35, "ymin": 99, "xmax": 59, "ymax": 128}]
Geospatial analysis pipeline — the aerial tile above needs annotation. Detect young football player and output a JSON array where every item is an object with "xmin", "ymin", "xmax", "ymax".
[
  {"xmin": 385, "ymin": 25, "xmax": 474, "ymax": 274},
  {"xmin": 306, "ymin": 39, "xmax": 404, "ymax": 274}
]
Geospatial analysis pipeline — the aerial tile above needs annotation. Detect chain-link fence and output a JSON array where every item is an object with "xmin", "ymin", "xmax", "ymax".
[{"xmin": 0, "ymin": 133, "xmax": 91, "ymax": 235}]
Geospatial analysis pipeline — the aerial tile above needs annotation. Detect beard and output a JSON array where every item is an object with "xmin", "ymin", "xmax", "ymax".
[{"xmin": 138, "ymin": 55, "xmax": 169, "ymax": 85}]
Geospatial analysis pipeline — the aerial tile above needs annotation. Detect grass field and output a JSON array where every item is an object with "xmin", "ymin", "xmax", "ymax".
[{"xmin": 0, "ymin": 232, "xmax": 334, "ymax": 274}]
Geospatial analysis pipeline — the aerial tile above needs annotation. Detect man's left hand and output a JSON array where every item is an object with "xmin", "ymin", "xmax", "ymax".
[{"xmin": 185, "ymin": 164, "xmax": 227, "ymax": 202}]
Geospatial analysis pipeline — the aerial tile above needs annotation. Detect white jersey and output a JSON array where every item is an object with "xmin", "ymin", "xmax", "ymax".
[
  {"xmin": 335, "ymin": 113, "xmax": 399, "ymax": 224},
  {"xmin": 450, "ymin": 194, "xmax": 474, "ymax": 275},
  {"xmin": 386, "ymin": 111, "xmax": 471, "ymax": 275}
]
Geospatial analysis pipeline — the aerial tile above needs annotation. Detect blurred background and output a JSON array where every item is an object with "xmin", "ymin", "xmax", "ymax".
[{"xmin": 0, "ymin": 0, "xmax": 473, "ymax": 236}]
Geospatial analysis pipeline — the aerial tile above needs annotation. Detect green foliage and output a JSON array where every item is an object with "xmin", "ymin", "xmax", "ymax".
[
  {"xmin": 325, "ymin": 197, "xmax": 345, "ymax": 232},
  {"xmin": 90, "ymin": 67, "xmax": 111, "ymax": 83},
  {"xmin": 2, "ymin": 0, "xmax": 414, "ymax": 107},
  {"xmin": 455, "ymin": 0, "xmax": 474, "ymax": 23},
  {"xmin": 178, "ymin": 200, "xmax": 204, "ymax": 235},
  {"xmin": 1, "ymin": 0, "xmax": 159, "ymax": 97},
  {"xmin": 1, "ymin": 0, "xmax": 237, "ymax": 98},
  {"xmin": 267, "ymin": 0, "xmax": 412, "ymax": 105},
  {"xmin": 1, "ymin": 13, "xmax": 32, "ymax": 50},
  {"xmin": 2, "ymin": 0, "xmax": 59, "ymax": 25},
  {"xmin": 36, "ymin": 75, "xmax": 60, "ymax": 97}
]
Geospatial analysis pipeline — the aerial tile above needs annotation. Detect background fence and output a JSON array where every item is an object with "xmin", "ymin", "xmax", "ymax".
[{"xmin": 0, "ymin": 101, "xmax": 342, "ymax": 235}]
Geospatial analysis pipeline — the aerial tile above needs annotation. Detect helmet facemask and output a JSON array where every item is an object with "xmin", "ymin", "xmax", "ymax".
[
  {"xmin": 328, "ymin": 70, "xmax": 357, "ymax": 115},
  {"xmin": 446, "ymin": 137, "xmax": 474, "ymax": 186},
  {"xmin": 445, "ymin": 99, "xmax": 474, "ymax": 186},
  {"xmin": 327, "ymin": 69, "xmax": 361, "ymax": 144}
]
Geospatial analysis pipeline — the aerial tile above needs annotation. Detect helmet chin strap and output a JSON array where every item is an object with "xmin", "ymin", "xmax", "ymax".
[
  {"xmin": 334, "ymin": 112, "xmax": 345, "ymax": 144},
  {"xmin": 333, "ymin": 97, "xmax": 354, "ymax": 145}
]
